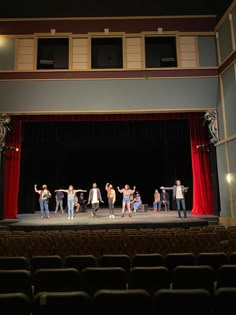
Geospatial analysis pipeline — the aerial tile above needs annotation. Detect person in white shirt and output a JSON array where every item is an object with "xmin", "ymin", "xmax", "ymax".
[
  {"xmin": 87, "ymin": 183, "xmax": 104, "ymax": 218},
  {"xmin": 160, "ymin": 180, "xmax": 188, "ymax": 218}
]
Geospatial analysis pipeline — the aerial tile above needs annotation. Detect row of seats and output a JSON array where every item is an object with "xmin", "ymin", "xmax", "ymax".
[
  {"xmin": 1, "ymin": 252, "xmax": 236, "ymax": 273},
  {"xmin": 0, "ymin": 230, "xmax": 227, "ymax": 258},
  {"xmin": 1, "ymin": 264, "xmax": 236, "ymax": 297},
  {"xmin": 1, "ymin": 287, "xmax": 236, "ymax": 315}
]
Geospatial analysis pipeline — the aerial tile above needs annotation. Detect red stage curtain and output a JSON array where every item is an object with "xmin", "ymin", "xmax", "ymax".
[
  {"xmin": 3, "ymin": 117, "xmax": 22, "ymax": 219},
  {"xmin": 4, "ymin": 113, "xmax": 213, "ymax": 218},
  {"xmin": 190, "ymin": 119, "xmax": 214, "ymax": 215}
]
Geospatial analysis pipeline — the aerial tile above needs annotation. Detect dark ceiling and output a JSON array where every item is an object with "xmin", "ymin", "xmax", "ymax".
[{"xmin": 0, "ymin": 0, "xmax": 234, "ymax": 21}]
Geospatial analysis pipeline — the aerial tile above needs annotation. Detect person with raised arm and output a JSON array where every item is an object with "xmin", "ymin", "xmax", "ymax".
[
  {"xmin": 105, "ymin": 183, "xmax": 116, "ymax": 219},
  {"xmin": 160, "ymin": 179, "xmax": 188, "ymax": 218},
  {"xmin": 34, "ymin": 184, "xmax": 52, "ymax": 220},
  {"xmin": 55, "ymin": 185, "xmax": 87, "ymax": 220},
  {"xmin": 117, "ymin": 184, "xmax": 136, "ymax": 217}
]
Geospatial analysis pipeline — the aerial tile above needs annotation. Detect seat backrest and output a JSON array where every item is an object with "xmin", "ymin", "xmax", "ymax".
[
  {"xmin": 164, "ymin": 253, "xmax": 196, "ymax": 271},
  {"xmin": 128, "ymin": 266, "xmax": 170, "ymax": 295},
  {"xmin": 213, "ymin": 287, "xmax": 236, "ymax": 315},
  {"xmin": 0, "ymin": 256, "xmax": 29, "ymax": 270},
  {"xmin": 32, "ymin": 291, "xmax": 91, "ymax": 315},
  {"xmin": 92, "ymin": 289, "xmax": 152, "ymax": 315},
  {"xmin": 30, "ymin": 255, "xmax": 63, "ymax": 274},
  {"xmin": 216, "ymin": 264, "xmax": 236, "ymax": 289},
  {"xmin": 172, "ymin": 265, "xmax": 215, "ymax": 294},
  {"xmin": 33, "ymin": 268, "xmax": 81, "ymax": 295},
  {"xmin": 132, "ymin": 253, "xmax": 164, "ymax": 267},
  {"xmin": 81, "ymin": 267, "xmax": 127, "ymax": 296},
  {"xmin": 98, "ymin": 254, "xmax": 130, "ymax": 271},
  {"xmin": 0, "ymin": 292, "xmax": 32, "ymax": 315},
  {"xmin": 197, "ymin": 252, "xmax": 228, "ymax": 270},
  {"xmin": 63, "ymin": 254, "xmax": 96, "ymax": 270},
  {"xmin": 153, "ymin": 288, "xmax": 212, "ymax": 315},
  {"xmin": 0, "ymin": 270, "xmax": 32, "ymax": 299}
]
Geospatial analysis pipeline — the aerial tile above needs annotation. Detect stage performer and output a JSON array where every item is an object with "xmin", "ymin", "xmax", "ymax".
[
  {"xmin": 105, "ymin": 183, "xmax": 116, "ymax": 218},
  {"xmin": 117, "ymin": 184, "xmax": 136, "ymax": 217},
  {"xmin": 131, "ymin": 191, "xmax": 142, "ymax": 212},
  {"xmin": 55, "ymin": 190, "xmax": 64, "ymax": 213},
  {"xmin": 158, "ymin": 188, "xmax": 170, "ymax": 211},
  {"xmin": 153, "ymin": 189, "xmax": 160, "ymax": 212},
  {"xmin": 34, "ymin": 184, "xmax": 52, "ymax": 219},
  {"xmin": 160, "ymin": 179, "xmax": 188, "ymax": 218},
  {"xmin": 55, "ymin": 185, "xmax": 87, "ymax": 220},
  {"xmin": 87, "ymin": 183, "xmax": 104, "ymax": 218}
]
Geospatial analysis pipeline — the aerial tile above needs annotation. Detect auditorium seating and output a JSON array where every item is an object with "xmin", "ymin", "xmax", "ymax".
[
  {"xmin": 80, "ymin": 267, "xmax": 127, "ymax": 296},
  {"xmin": 63, "ymin": 254, "xmax": 97, "ymax": 270},
  {"xmin": 92, "ymin": 289, "xmax": 152, "ymax": 315},
  {"xmin": 98, "ymin": 254, "xmax": 131, "ymax": 271},
  {"xmin": 32, "ymin": 291, "xmax": 90, "ymax": 315},
  {"xmin": 0, "ymin": 293, "xmax": 32, "ymax": 315},
  {"xmin": 153, "ymin": 288, "xmax": 212, "ymax": 315},
  {"xmin": 128, "ymin": 266, "xmax": 170, "ymax": 295},
  {"xmin": 33, "ymin": 268, "xmax": 81, "ymax": 295}
]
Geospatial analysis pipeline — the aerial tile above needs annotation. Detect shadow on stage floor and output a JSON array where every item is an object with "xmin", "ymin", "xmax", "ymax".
[{"xmin": 0, "ymin": 208, "xmax": 219, "ymax": 232}]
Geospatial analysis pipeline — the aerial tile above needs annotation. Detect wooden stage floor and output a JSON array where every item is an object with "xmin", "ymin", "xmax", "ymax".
[{"xmin": 0, "ymin": 208, "xmax": 219, "ymax": 232}]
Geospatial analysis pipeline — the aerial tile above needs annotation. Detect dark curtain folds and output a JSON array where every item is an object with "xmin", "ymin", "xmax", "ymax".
[
  {"xmin": 190, "ymin": 119, "xmax": 214, "ymax": 215},
  {"xmin": 3, "ymin": 113, "xmax": 214, "ymax": 218}
]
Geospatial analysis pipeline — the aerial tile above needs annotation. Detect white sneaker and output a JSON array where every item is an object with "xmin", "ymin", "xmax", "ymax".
[
  {"xmin": 112, "ymin": 215, "xmax": 115, "ymax": 219},
  {"xmin": 133, "ymin": 209, "xmax": 136, "ymax": 212},
  {"xmin": 68, "ymin": 216, "xmax": 70, "ymax": 219},
  {"xmin": 109, "ymin": 215, "xmax": 112, "ymax": 218},
  {"xmin": 71, "ymin": 216, "xmax": 74, "ymax": 220}
]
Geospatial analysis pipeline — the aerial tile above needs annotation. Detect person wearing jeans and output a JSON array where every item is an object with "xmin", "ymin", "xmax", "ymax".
[
  {"xmin": 55, "ymin": 185, "xmax": 87, "ymax": 219},
  {"xmin": 160, "ymin": 180, "xmax": 188, "ymax": 218},
  {"xmin": 34, "ymin": 184, "xmax": 51, "ymax": 219},
  {"xmin": 87, "ymin": 183, "xmax": 104, "ymax": 218}
]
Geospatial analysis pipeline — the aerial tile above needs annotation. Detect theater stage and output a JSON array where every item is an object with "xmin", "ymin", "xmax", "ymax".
[{"xmin": 0, "ymin": 208, "xmax": 219, "ymax": 232}]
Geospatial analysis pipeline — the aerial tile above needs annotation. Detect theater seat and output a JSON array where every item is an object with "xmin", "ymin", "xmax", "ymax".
[{"xmin": 92, "ymin": 289, "xmax": 152, "ymax": 315}]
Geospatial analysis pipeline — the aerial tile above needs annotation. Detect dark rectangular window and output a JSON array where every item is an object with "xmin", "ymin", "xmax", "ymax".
[
  {"xmin": 37, "ymin": 38, "xmax": 69, "ymax": 69},
  {"xmin": 91, "ymin": 38, "xmax": 123, "ymax": 69},
  {"xmin": 145, "ymin": 36, "xmax": 177, "ymax": 68}
]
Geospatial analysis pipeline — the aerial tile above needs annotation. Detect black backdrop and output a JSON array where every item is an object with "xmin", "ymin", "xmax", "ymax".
[{"xmin": 18, "ymin": 119, "xmax": 192, "ymax": 213}]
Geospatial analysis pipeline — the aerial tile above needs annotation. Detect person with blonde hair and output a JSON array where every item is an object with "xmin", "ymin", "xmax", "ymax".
[
  {"xmin": 105, "ymin": 182, "xmax": 116, "ymax": 218},
  {"xmin": 117, "ymin": 184, "xmax": 136, "ymax": 217},
  {"xmin": 55, "ymin": 185, "xmax": 87, "ymax": 220}
]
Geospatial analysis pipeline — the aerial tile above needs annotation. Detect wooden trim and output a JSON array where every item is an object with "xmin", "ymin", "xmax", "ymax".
[
  {"xmin": 215, "ymin": 0, "xmax": 236, "ymax": 31},
  {"xmin": 0, "ymin": 68, "xmax": 219, "ymax": 80},
  {"xmin": 1, "ymin": 108, "xmax": 215, "ymax": 115},
  {"xmin": 0, "ymin": 15, "xmax": 217, "ymax": 22}
]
